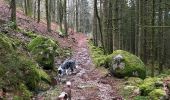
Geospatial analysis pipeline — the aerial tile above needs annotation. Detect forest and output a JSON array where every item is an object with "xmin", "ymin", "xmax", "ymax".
[{"xmin": 0, "ymin": 0, "xmax": 170, "ymax": 99}]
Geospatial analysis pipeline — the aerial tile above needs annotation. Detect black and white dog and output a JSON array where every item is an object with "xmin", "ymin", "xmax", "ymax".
[{"xmin": 58, "ymin": 59, "xmax": 77, "ymax": 77}]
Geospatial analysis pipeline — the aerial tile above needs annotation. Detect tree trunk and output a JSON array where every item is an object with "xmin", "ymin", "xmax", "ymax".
[
  {"xmin": 37, "ymin": 0, "xmax": 41, "ymax": 23},
  {"xmin": 46, "ymin": 0, "xmax": 51, "ymax": 32},
  {"xmin": 151, "ymin": 0, "xmax": 155, "ymax": 77},
  {"xmin": 11, "ymin": 0, "xmax": 17, "ymax": 29},
  {"xmin": 64, "ymin": 0, "xmax": 68, "ymax": 35}
]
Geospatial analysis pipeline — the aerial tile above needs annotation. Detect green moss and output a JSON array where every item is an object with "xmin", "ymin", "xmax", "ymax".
[
  {"xmin": 149, "ymin": 89, "xmax": 167, "ymax": 100},
  {"xmin": 13, "ymin": 96, "xmax": 22, "ymax": 100},
  {"xmin": 123, "ymin": 85, "xmax": 139, "ymax": 97},
  {"xmin": 126, "ymin": 77, "xmax": 143, "ymax": 86},
  {"xmin": 23, "ymin": 30, "xmax": 38, "ymax": 38},
  {"xmin": 21, "ymin": 58, "xmax": 51, "ymax": 90},
  {"xmin": 139, "ymin": 77, "xmax": 161, "ymax": 96},
  {"xmin": 134, "ymin": 96, "xmax": 149, "ymax": 100},
  {"xmin": 28, "ymin": 36, "xmax": 58, "ymax": 69},
  {"xmin": 0, "ymin": 33, "xmax": 51, "ymax": 96},
  {"xmin": 0, "ymin": 33, "xmax": 14, "ymax": 52},
  {"xmin": 28, "ymin": 36, "xmax": 47, "ymax": 50},
  {"xmin": 19, "ymin": 83, "xmax": 33, "ymax": 98},
  {"xmin": 108, "ymin": 50, "xmax": 146, "ymax": 79},
  {"xmin": 88, "ymin": 42, "xmax": 108, "ymax": 68}
]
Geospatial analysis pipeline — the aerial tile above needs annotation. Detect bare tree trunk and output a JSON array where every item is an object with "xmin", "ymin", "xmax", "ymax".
[
  {"xmin": 138, "ymin": 0, "xmax": 143, "ymax": 58},
  {"xmin": 46, "ymin": 0, "xmax": 51, "ymax": 32},
  {"xmin": 75, "ymin": 0, "xmax": 79, "ymax": 32},
  {"xmin": 158, "ymin": 0, "xmax": 163, "ymax": 73},
  {"xmin": 11, "ymin": 0, "xmax": 17, "ymax": 29},
  {"xmin": 151, "ymin": 0, "xmax": 155, "ymax": 77},
  {"xmin": 94, "ymin": 0, "xmax": 104, "ymax": 50},
  {"xmin": 37, "ymin": 0, "xmax": 40, "ymax": 23},
  {"xmin": 64, "ymin": 0, "xmax": 68, "ymax": 35},
  {"xmin": 33, "ymin": 0, "xmax": 36, "ymax": 20}
]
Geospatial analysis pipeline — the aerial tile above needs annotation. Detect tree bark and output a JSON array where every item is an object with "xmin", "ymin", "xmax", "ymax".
[
  {"xmin": 37, "ymin": 0, "xmax": 41, "ymax": 23},
  {"xmin": 11, "ymin": 0, "xmax": 17, "ymax": 29}
]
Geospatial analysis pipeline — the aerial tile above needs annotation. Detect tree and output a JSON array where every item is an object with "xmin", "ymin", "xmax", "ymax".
[
  {"xmin": 46, "ymin": 0, "xmax": 51, "ymax": 32},
  {"xmin": 37, "ymin": 0, "xmax": 41, "ymax": 23},
  {"xmin": 151, "ymin": 0, "xmax": 155, "ymax": 77},
  {"xmin": 63, "ymin": 0, "xmax": 68, "ymax": 35},
  {"xmin": 24, "ymin": 0, "xmax": 33, "ymax": 16},
  {"xmin": 57, "ymin": 0, "xmax": 63, "ymax": 32},
  {"xmin": 94, "ymin": 0, "xmax": 104, "ymax": 49},
  {"xmin": 103, "ymin": 0, "xmax": 113, "ymax": 54},
  {"xmin": 10, "ymin": 0, "xmax": 17, "ymax": 29}
]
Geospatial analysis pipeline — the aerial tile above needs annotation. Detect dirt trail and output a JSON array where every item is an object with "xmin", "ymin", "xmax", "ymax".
[{"xmin": 64, "ymin": 34, "xmax": 123, "ymax": 100}]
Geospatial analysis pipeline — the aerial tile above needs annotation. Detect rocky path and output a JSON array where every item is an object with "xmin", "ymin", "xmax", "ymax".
[{"xmin": 65, "ymin": 34, "xmax": 123, "ymax": 100}]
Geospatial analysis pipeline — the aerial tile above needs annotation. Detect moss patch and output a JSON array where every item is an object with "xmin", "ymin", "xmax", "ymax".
[
  {"xmin": 88, "ymin": 42, "xmax": 108, "ymax": 68},
  {"xmin": 134, "ymin": 96, "xmax": 149, "ymax": 100},
  {"xmin": 0, "ymin": 33, "xmax": 51, "ymax": 97},
  {"xmin": 0, "ymin": 33, "xmax": 14, "ymax": 52},
  {"xmin": 28, "ymin": 36, "xmax": 58, "ymax": 69},
  {"xmin": 139, "ymin": 77, "xmax": 161, "ymax": 96},
  {"xmin": 22, "ymin": 30, "xmax": 38, "ymax": 39},
  {"xmin": 126, "ymin": 77, "xmax": 144, "ymax": 86},
  {"xmin": 149, "ymin": 89, "xmax": 167, "ymax": 100}
]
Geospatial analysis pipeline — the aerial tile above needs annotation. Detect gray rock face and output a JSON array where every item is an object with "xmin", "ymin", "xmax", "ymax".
[{"xmin": 112, "ymin": 54, "xmax": 125, "ymax": 70}]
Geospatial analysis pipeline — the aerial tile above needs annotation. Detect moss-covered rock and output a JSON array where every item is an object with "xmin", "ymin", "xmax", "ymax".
[
  {"xmin": 108, "ymin": 50, "xmax": 146, "ymax": 79},
  {"xmin": 0, "ymin": 33, "xmax": 51, "ymax": 97},
  {"xmin": 89, "ymin": 43, "xmax": 146, "ymax": 79},
  {"xmin": 27, "ymin": 36, "xmax": 47, "ymax": 50},
  {"xmin": 139, "ymin": 77, "xmax": 161, "ymax": 96},
  {"xmin": 123, "ymin": 85, "xmax": 140, "ymax": 96},
  {"xmin": 126, "ymin": 77, "xmax": 144, "ymax": 86},
  {"xmin": 28, "ymin": 36, "xmax": 58, "ymax": 69},
  {"xmin": 149, "ymin": 89, "xmax": 167, "ymax": 100}
]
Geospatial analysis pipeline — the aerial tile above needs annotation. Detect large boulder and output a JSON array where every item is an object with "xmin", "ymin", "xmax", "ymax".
[
  {"xmin": 28, "ymin": 36, "xmax": 58, "ymax": 70},
  {"xmin": 108, "ymin": 50, "xmax": 146, "ymax": 79}
]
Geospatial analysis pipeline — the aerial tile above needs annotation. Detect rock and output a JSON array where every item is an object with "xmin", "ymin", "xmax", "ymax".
[
  {"xmin": 28, "ymin": 36, "xmax": 58, "ymax": 69},
  {"xmin": 149, "ymin": 89, "xmax": 167, "ymax": 100},
  {"xmin": 126, "ymin": 77, "xmax": 144, "ymax": 86},
  {"xmin": 139, "ymin": 77, "xmax": 161, "ymax": 96},
  {"xmin": 108, "ymin": 50, "xmax": 146, "ymax": 79},
  {"xmin": 123, "ymin": 85, "xmax": 140, "ymax": 96}
]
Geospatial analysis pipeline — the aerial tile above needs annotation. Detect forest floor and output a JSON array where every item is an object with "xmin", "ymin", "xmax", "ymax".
[{"xmin": 0, "ymin": 0, "xmax": 124, "ymax": 99}]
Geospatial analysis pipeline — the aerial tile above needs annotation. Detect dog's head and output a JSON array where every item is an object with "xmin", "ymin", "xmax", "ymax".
[{"xmin": 58, "ymin": 66, "xmax": 64, "ymax": 76}]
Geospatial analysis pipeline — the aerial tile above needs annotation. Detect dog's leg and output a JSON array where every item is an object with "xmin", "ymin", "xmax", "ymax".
[
  {"xmin": 75, "ymin": 65, "xmax": 79, "ymax": 69},
  {"xmin": 66, "ymin": 69, "xmax": 68, "ymax": 75}
]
